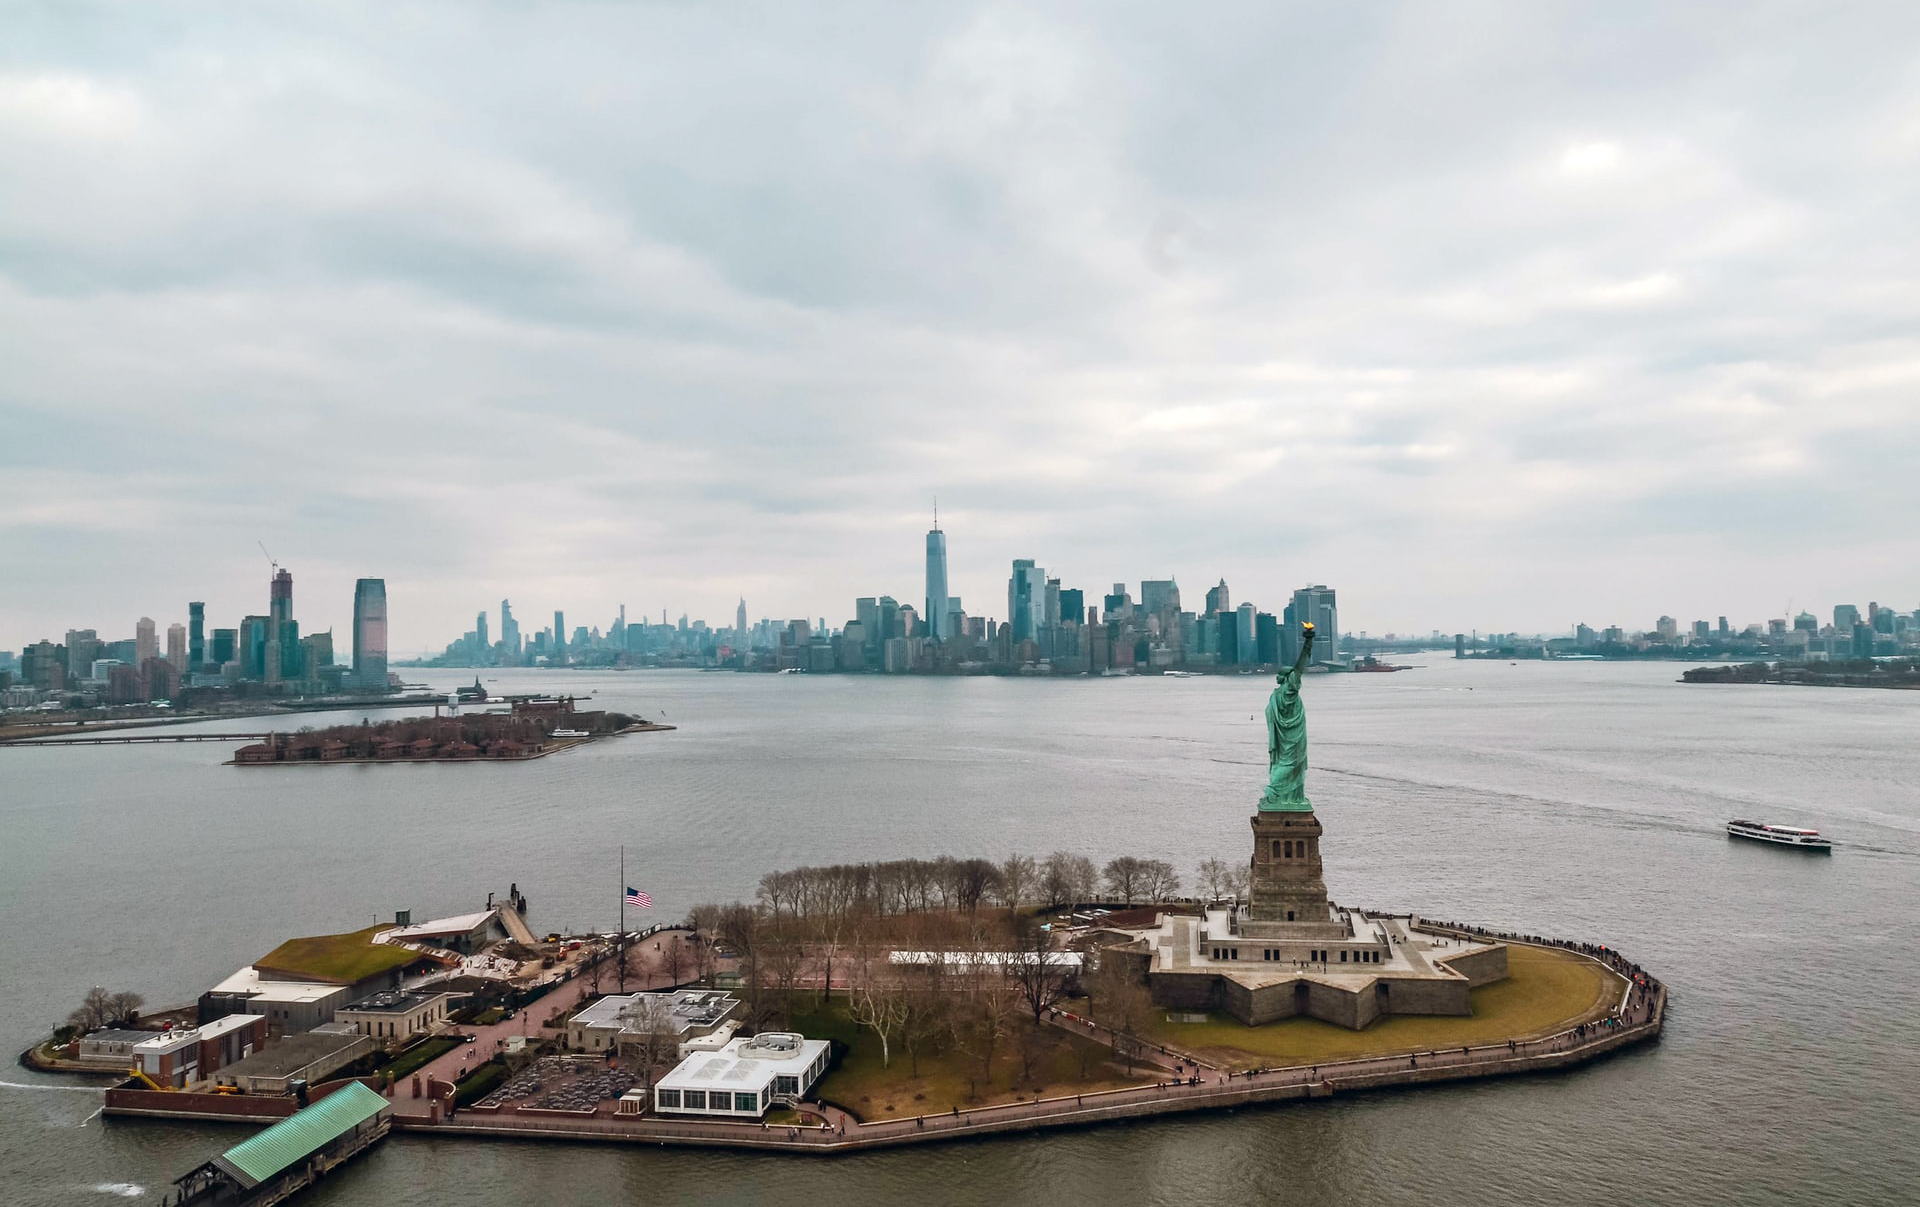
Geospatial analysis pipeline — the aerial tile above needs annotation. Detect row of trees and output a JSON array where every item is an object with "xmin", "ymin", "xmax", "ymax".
[{"xmin": 751, "ymin": 850, "xmax": 1255, "ymax": 922}]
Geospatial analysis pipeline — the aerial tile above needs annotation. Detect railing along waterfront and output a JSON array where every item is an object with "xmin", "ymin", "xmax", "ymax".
[{"xmin": 415, "ymin": 928, "xmax": 1663, "ymax": 1153}]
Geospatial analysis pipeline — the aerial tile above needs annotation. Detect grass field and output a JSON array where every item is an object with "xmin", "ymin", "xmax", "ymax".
[
  {"xmin": 1136, "ymin": 945, "xmax": 1623, "ymax": 1072},
  {"xmin": 789, "ymin": 999, "xmax": 1150, "ymax": 1120},
  {"xmin": 381, "ymin": 1036, "xmax": 460, "ymax": 1081},
  {"xmin": 254, "ymin": 925, "xmax": 419, "ymax": 984},
  {"xmin": 453, "ymin": 1062, "xmax": 509, "ymax": 1107}
]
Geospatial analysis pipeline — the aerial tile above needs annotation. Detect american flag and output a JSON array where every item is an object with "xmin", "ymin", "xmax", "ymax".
[{"xmin": 625, "ymin": 887, "xmax": 652, "ymax": 909}]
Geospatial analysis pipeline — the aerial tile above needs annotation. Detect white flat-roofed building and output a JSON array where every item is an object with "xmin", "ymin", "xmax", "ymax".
[
  {"xmin": 73, "ymin": 1028, "xmax": 161, "ymax": 1069},
  {"xmin": 202, "ymin": 967, "xmax": 352, "ymax": 1037},
  {"xmin": 566, "ymin": 989, "xmax": 738, "ymax": 1053},
  {"xmin": 652, "ymin": 1032, "xmax": 830, "ymax": 1118}
]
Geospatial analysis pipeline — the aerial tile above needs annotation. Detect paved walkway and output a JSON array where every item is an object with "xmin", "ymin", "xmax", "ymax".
[{"xmin": 390, "ymin": 931, "xmax": 698, "ymax": 1119}]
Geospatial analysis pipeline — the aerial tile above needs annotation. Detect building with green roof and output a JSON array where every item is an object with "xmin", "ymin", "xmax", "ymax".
[{"xmin": 168, "ymin": 1081, "xmax": 392, "ymax": 1205}]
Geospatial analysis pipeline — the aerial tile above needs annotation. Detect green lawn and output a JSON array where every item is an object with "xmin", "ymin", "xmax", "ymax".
[
  {"xmin": 454, "ymin": 1062, "xmax": 508, "ymax": 1107},
  {"xmin": 1136, "ymin": 945, "xmax": 1622, "ymax": 1072},
  {"xmin": 788, "ymin": 998, "xmax": 1150, "ymax": 1121},
  {"xmin": 254, "ymin": 925, "xmax": 419, "ymax": 984},
  {"xmin": 382, "ymin": 1036, "xmax": 460, "ymax": 1082}
]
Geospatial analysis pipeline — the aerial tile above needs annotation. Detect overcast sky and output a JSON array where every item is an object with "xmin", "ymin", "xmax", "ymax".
[{"xmin": 5, "ymin": 2, "xmax": 1919, "ymax": 655}]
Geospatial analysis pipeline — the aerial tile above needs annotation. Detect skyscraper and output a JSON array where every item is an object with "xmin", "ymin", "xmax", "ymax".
[
  {"xmin": 500, "ymin": 600, "xmax": 520, "ymax": 661},
  {"xmin": 925, "ymin": 523, "xmax": 949, "ymax": 642},
  {"xmin": 1290, "ymin": 585, "xmax": 1338, "ymax": 662},
  {"xmin": 135, "ymin": 617, "xmax": 157, "ymax": 666},
  {"xmin": 352, "ymin": 578, "xmax": 388, "ymax": 691},
  {"xmin": 475, "ymin": 610, "xmax": 489, "ymax": 656},
  {"xmin": 188, "ymin": 602, "xmax": 205, "ymax": 670},
  {"xmin": 1008, "ymin": 560, "xmax": 1046, "ymax": 643},
  {"xmin": 553, "ymin": 611, "xmax": 566, "ymax": 664},
  {"xmin": 242, "ymin": 615, "xmax": 270, "ymax": 680},
  {"xmin": 166, "ymin": 623, "xmax": 186, "ymax": 668},
  {"xmin": 737, "ymin": 598, "xmax": 748, "ymax": 640},
  {"xmin": 1205, "ymin": 579, "xmax": 1230, "ymax": 616},
  {"xmin": 1236, "ymin": 603, "xmax": 1258, "ymax": 666},
  {"xmin": 1141, "ymin": 579, "xmax": 1180, "ymax": 622},
  {"xmin": 267, "ymin": 568, "xmax": 298, "ymax": 683}
]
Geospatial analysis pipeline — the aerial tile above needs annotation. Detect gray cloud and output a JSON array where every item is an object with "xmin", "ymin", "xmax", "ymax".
[{"xmin": 4, "ymin": 1, "xmax": 1919, "ymax": 652}]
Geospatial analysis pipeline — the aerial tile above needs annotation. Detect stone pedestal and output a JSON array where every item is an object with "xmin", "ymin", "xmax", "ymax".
[{"xmin": 1244, "ymin": 810, "xmax": 1345, "ymax": 938}]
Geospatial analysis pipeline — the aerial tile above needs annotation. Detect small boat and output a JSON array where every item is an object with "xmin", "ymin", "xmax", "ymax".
[
  {"xmin": 1726, "ymin": 819, "xmax": 1832, "ymax": 851},
  {"xmin": 551, "ymin": 728, "xmax": 589, "ymax": 739}
]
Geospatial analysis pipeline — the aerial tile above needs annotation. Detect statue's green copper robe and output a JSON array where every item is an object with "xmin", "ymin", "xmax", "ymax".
[{"xmin": 1261, "ymin": 627, "xmax": 1316, "ymax": 811}]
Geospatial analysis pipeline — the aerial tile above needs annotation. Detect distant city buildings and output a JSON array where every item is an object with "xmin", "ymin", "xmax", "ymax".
[{"xmin": 2, "ymin": 563, "xmax": 391, "ymax": 711}]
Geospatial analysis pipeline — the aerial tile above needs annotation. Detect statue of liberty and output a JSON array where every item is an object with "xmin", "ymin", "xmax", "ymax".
[{"xmin": 1261, "ymin": 622, "xmax": 1316, "ymax": 811}]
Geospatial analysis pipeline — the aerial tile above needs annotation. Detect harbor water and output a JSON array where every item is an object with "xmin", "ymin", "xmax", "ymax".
[{"xmin": 2, "ymin": 660, "xmax": 1916, "ymax": 1206}]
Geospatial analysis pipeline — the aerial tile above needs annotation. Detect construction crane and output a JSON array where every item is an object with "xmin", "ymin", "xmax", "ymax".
[{"xmin": 258, "ymin": 541, "xmax": 278, "ymax": 573}]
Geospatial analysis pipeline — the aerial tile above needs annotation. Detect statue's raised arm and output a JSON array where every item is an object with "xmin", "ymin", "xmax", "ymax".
[{"xmin": 1260, "ymin": 622, "xmax": 1316, "ymax": 812}]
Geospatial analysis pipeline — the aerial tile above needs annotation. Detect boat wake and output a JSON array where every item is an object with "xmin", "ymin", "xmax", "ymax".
[
  {"xmin": 0, "ymin": 1079, "xmax": 105, "ymax": 1093},
  {"xmin": 91, "ymin": 1184, "xmax": 144, "ymax": 1198}
]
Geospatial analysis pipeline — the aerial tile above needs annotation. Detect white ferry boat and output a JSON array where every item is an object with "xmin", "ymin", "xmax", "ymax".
[
  {"xmin": 1726, "ymin": 819, "xmax": 1832, "ymax": 851},
  {"xmin": 551, "ymin": 728, "xmax": 589, "ymax": 739}
]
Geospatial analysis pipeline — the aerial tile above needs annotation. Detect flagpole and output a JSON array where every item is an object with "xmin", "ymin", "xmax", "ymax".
[{"xmin": 619, "ymin": 844, "xmax": 626, "ymax": 994}]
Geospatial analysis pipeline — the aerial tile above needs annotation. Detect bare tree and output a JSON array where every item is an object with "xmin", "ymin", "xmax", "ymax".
[
  {"xmin": 952, "ymin": 858, "xmax": 1000, "ymax": 914},
  {"xmin": 956, "ymin": 988, "xmax": 1012, "ymax": 1100},
  {"xmin": 661, "ymin": 931, "xmax": 685, "ymax": 986},
  {"xmin": 1067, "ymin": 856, "xmax": 1099, "ymax": 913},
  {"xmin": 616, "ymin": 995, "xmax": 677, "ymax": 1094},
  {"xmin": 1196, "ymin": 857, "xmax": 1232, "ymax": 903},
  {"xmin": 718, "ymin": 904, "xmax": 764, "ymax": 1021},
  {"xmin": 1088, "ymin": 957, "xmax": 1153, "ymax": 1072},
  {"xmin": 104, "ymin": 991, "xmax": 145, "ymax": 1028},
  {"xmin": 1006, "ymin": 917, "xmax": 1072, "ymax": 1025},
  {"xmin": 899, "ymin": 964, "xmax": 953, "ymax": 1079},
  {"xmin": 687, "ymin": 904, "xmax": 725, "ymax": 983},
  {"xmin": 810, "ymin": 892, "xmax": 856, "ymax": 1007},
  {"xmin": 763, "ymin": 929, "xmax": 807, "ymax": 1025},
  {"xmin": 1141, "ymin": 859, "xmax": 1180, "ymax": 903},
  {"xmin": 1228, "ymin": 862, "xmax": 1251, "ymax": 904},
  {"xmin": 1041, "ymin": 852, "xmax": 1075, "ymax": 909},
  {"xmin": 847, "ymin": 982, "xmax": 908, "ymax": 1069},
  {"xmin": 999, "ymin": 854, "xmax": 1036, "ymax": 913},
  {"xmin": 1102, "ymin": 856, "xmax": 1146, "ymax": 906},
  {"xmin": 66, "ymin": 987, "xmax": 114, "ymax": 1034}
]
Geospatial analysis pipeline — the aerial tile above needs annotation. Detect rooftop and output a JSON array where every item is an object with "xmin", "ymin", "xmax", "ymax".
[
  {"xmin": 656, "ymin": 1032, "xmax": 828, "ymax": 1094},
  {"xmin": 373, "ymin": 910, "xmax": 499, "ymax": 944},
  {"xmin": 212, "ymin": 1081, "xmax": 389, "ymax": 1189},
  {"xmin": 571, "ymin": 989, "xmax": 738, "ymax": 1035},
  {"xmin": 254, "ymin": 925, "xmax": 419, "ymax": 986},
  {"xmin": 209, "ymin": 967, "xmax": 351, "ymax": 1003},
  {"xmin": 133, "ymin": 1014, "xmax": 262, "ymax": 1052},
  {"xmin": 214, "ymin": 1026, "xmax": 366, "ymax": 1081},
  {"xmin": 81, "ymin": 1028, "xmax": 158, "ymax": 1045},
  {"xmin": 339, "ymin": 990, "xmax": 453, "ymax": 1015}
]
